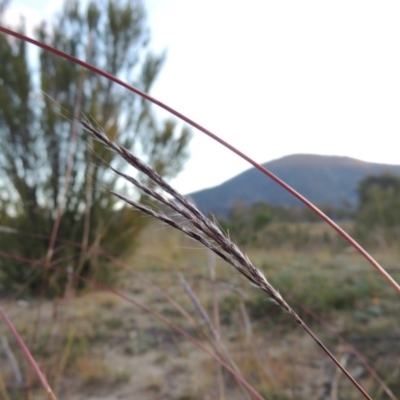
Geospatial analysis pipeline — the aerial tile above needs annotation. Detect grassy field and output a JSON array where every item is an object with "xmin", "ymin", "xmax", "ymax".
[{"xmin": 1, "ymin": 221, "xmax": 399, "ymax": 399}]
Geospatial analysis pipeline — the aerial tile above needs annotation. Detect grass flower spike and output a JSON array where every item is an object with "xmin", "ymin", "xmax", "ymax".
[{"xmin": 81, "ymin": 119, "xmax": 373, "ymax": 400}]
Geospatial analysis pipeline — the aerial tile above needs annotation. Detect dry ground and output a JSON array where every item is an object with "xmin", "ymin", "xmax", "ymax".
[{"xmin": 1, "ymin": 222, "xmax": 399, "ymax": 399}]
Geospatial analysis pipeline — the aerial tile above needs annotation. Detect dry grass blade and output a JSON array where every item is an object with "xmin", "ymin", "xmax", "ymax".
[
  {"xmin": 0, "ymin": 250, "xmax": 265, "ymax": 400},
  {"xmin": 179, "ymin": 273, "xmax": 251, "ymax": 400},
  {"xmin": 0, "ymin": 306, "xmax": 58, "ymax": 400},
  {"xmin": 1, "ymin": 337, "xmax": 23, "ymax": 386},
  {"xmin": 82, "ymin": 120, "xmax": 374, "ymax": 400},
  {"xmin": 179, "ymin": 274, "xmax": 218, "ymax": 339}
]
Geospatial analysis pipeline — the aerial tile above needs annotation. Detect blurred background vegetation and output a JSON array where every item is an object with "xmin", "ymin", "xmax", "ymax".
[
  {"xmin": 0, "ymin": 0, "xmax": 191, "ymax": 295},
  {"xmin": 219, "ymin": 173, "xmax": 400, "ymax": 251}
]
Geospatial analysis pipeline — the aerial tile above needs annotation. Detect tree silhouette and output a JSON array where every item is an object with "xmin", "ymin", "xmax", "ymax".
[
  {"xmin": 0, "ymin": 0, "xmax": 191, "ymax": 294},
  {"xmin": 354, "ymin": 174, "xmax": 400, "ymax": 247}
]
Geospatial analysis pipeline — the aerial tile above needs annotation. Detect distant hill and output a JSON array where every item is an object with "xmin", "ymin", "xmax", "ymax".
[{"xmin": 189, "ymin": 154, "xmax": 400, "ymax": 218}]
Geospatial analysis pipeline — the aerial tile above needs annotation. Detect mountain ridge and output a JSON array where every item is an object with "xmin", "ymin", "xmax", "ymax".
[{"xmin": 189, "ymin": 154, "xmax": 400, "ymax": 217}]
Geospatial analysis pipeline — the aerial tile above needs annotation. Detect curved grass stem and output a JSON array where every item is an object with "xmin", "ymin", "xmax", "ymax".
[
  {"xmin": 0, "ymin": 306, "xmax": 58, "ymax": 400},
  {"xmin": 0, "ymin": 25, "xmax": 398, "ymax": 296}
]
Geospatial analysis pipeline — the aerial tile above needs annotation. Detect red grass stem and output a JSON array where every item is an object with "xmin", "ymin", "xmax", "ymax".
[
  {"xmin": 0, "ymin": 26, "xmax": 398, "ymax": 296},
  {"xmin": 0, "ymin": 306, "xmax": 58, "ymax": 400},
  {"xmin": 0, "ymin": 26, "xmax": 400, "ymax": 294}
]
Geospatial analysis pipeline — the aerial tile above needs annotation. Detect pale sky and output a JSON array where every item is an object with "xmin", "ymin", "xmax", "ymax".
[{"xmin": 4, "ymin": 0, "xmax": 400, "ymax": 194}]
